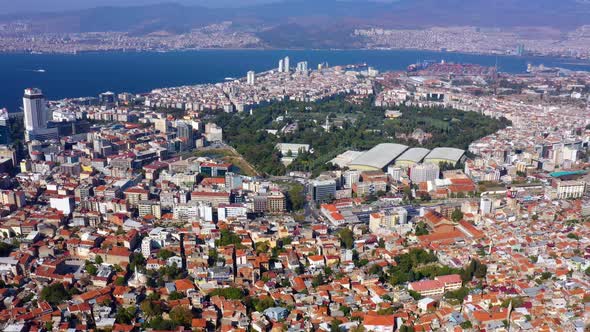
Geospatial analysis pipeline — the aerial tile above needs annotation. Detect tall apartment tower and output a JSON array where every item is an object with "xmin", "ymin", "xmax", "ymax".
[
  {"xmin": 247, "ymin": 71, "xmax": 256, "ymax": 85},
  {"xmin": 23, "ymin": 88, "xmax": 58, "ymax": 141},
  {"xmin": 278, "ymin": 59, "xmax": 284, "ymax": 73},
  {"xmin": 23, "ymin": 88, "xmax": 47, "ymax": 132}
]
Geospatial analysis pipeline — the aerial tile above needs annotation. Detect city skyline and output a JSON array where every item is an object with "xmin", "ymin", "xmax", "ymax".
[
  {"xmin": 0, "ymin": 56, "xmax": 587, "ymax": 330},
  {"xmin": 0, "ymin": 0, "xmax": 588, "ymax": 55},
  {"xmin": 0, "ymin": 1, "xmax": 589, "ymax": 332}
]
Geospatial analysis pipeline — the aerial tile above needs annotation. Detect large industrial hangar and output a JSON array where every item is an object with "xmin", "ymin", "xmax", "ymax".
[
  {"xmin": 394, "ymin": 147, "xmax": 431, "ymax": 167},
  {"xmin": 333, "ymin": 144, "xmax": 466, "ymax": 171},
  {"xmin": 348, "ymin": 143, "xmax": 409, "ymax": 171},
  {"xmin": 423, "ymin": 147, "xmax": 466, "ymax": 165}
]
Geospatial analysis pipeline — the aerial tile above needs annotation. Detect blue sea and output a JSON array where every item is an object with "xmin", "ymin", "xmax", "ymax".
[{"xmin": 1, "ymin": 49, "xmax": 589, "ymax": 112}]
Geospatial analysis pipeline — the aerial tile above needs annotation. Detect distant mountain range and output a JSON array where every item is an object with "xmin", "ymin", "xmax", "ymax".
[{"xmin": 2, "ymin": 0, "xmax": 589, "ymax": 46}]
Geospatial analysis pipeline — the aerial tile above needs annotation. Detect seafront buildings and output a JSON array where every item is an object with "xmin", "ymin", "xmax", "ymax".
[
  {"xmin": 0, "ymin": 58, "xmax": 588, "ymax": 332},
  {"xmin": 0, "ymin": 20, "xmax": 589, "ymax": 59}
]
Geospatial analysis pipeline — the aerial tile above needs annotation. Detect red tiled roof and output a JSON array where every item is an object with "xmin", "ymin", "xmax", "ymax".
[
  {"xmin": 409, "ymin": 280, "xmax": 444, "ymax": 292},
  {"xmin": 435, "ymin": 274, "xmax": 462, "ymax": 284},
  {"xmin": 363, "ymin": 314, "xmax": 395, "ymax": 327}
]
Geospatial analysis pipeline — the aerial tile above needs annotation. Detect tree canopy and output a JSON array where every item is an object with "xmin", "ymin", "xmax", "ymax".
[
  {"xmin": 169, "ymin": 306, "xmax": 193, "ymax": 327},
  {"xmin": 209, "ymin": 287, "xmax": 245, "ymax": 300},
  {"xmin": 215, "ymin": 229, "xmax": 244, "ymax": 247},
  {"xmin": 338, "ymin": 228, "xmax": 355, "ymax": 249},
  {"xmin": 40, "ymin": 283, "xmax": 71, "ymax": 305},
  {"xmin": 211, "ymin": 96, "xmax": 510, "ymax": 176}
]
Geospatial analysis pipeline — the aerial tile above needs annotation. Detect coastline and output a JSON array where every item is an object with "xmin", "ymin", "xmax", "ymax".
[
  {"xmin": 2, "ymin": 49, "xmax": 589, "ymax": 113},
  {"xmin": 2, "ymin": 47, "xmax": 589, "ymax": 63}
]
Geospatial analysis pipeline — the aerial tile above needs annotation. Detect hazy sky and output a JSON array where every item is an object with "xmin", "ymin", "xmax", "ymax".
[{"xmin": 0, "ymin": 0, "xmax": 283, "ymax": 14}]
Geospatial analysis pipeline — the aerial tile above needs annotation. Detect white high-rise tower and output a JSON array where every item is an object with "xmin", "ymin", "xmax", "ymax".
[
  {"xmin": 284, "ymin": 56, "xmax": 290, "ymax": 73},
  {"xmin": 247, "ymin": 71, "xmax": 256, "ymax": 85},
  {"xmin": 23, "ymin": 88, "xmax": 47, "ymax": 132},
  {"xmin": 278, "ymin": 59, "xmax": 284, "ymax": 73},
  {"xmin": 23, "ymin": 88, "xmax": 58, "ymax": 142}
]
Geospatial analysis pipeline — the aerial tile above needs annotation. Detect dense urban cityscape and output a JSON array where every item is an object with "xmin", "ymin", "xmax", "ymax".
[
  {"xmin": 1, "ymin": 23, "xmax": 590, "ymax": 60},
  {"xmin": 0, "ymin": 49, "xmax": 588, "ymax": 332},
  {"xmin": 1, "ymin": 11, "xmax": 590, "ymax": 60}
]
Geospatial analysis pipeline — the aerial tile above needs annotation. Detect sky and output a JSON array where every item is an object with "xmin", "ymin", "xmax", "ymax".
[
  {"xmin": 1, "ymin": 0, "xmax": 402, "ymax": 14},
  {"xmin": 0, "ymin": 0, "xmax": 283, "ymax": 14}
]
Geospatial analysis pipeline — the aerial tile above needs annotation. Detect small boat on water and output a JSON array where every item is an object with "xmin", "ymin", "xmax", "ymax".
[{"xmin": 36, "ymin": 69, "xmax": 46, "ymax": 73}]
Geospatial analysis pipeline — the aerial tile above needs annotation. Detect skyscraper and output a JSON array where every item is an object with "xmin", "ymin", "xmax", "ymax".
[
  {"xmin": 176, "ymin": 121, "xmax": 194, "ymax": 149},
  {"xmin": 516, "ymin": 43, "xmax": 525, "ymax": 56},
  {"xmin": 278, "ymin": 59, "xmax": 284, "ymax": 73},
  {"xmin": 284, "ymin": 56, "xmax": 290, "ymax": 73},
  {"xmin": 23, "ymin": 88, "xmax": 58, "ymax": 141},
  {"xmin": 296, "ymin": 61, "xmax": 308, "ymax": 75},
  {"xmin": 247, "ymin": 70, "xmax": 256, "ymax": 85},
  {"xmin": 23, "ymin": 88, "xmax": 47, "ymax": 132}
]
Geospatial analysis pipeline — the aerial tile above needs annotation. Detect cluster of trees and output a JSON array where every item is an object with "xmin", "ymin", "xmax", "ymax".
[
  {"xmin": 338, "ymin": 228, "xmax": 355, "ymax": 249},
  {"xmin": 380, "ymin": 249, "xmax": 488, "ymax": 287},
  {"xmin": 142, "ymin": 306, "xmax": 193, "ymax": 329},
  {"xmin": 255, "ymin": 241, "xmax": 271, "ymax": 254},
  {"xmin": 115, "ymin": 306, "xmax": 136, "ymax": 324},
  {"xmin": 451, "ymin": 208, "xmax": 464, "ymax": 222},
  {"xmin": 213, "ymin": 96, "xmax": 510, "ymax": 176},
  {"xmin": 212, "ymin": 110, "xmax": 286, "ymax": 175},
  {"xmin": 312, "ymin": 271, "xmax": 328, "ymax": 287},
  {"xmin": 168, "ymin": 291, "xmax": 185, "ymax": 300},
  {"xmin": 84, "ymin": 260, "xmax": 98, "ymax": 275},
  {"xmin": 352, "ymin": 249, "xmax": 369, "ymax": 268},
  {"xmin": 244, "ymin": 295, "xmax": 276, "ymax": 313},
  {"xmin": 215, "ymin": 229, "xmax": 244, "ymax": 247},
  {"xmin": 461, "ymin": 259, "xmax": 488, "ymax": 281},
  {"xmin": 286, "ymin": 183, "xmax": 305, "ymax": 211},
  {"xmin": 414, "ymin": 222, "xmax": 429, "ymax": 236},
  {"xmin": 501, "ymin": 296, "xmax": 526, "ymax": 308},
  {"xmin": 40, "ymin": 283, "xmax": 72, "ymax": 305},
  {"xmin": 157, "ymin": 249, "xmax": 175, "ymax": 260},
  {"xmin": 0, "ymin": 242, "xmax": 15, "ymax": 257},
  {"xmin": 146, "ymin": 265, "xmax": 185, "ymax": 287},
  {"xmin": 385, "ymin": 249, "xmax": 440, "ymax": 285},
  {"xmin": 8, "ymin": 117, "xmax": 27, "ymax": 162},
  {"xmin": 140, "ymin": 298, "xmax": 163, "ymax": 318},
  {"xmin": 444, "ymin": 286, "xmax": 470, "ymax": 303},
  {"xmin": 209, "ymin": 287, "xmax": 245, "ymax": 300},
  {"xmin": 129, "ymin": 252, "xmax": 146, "ymax": 272}
]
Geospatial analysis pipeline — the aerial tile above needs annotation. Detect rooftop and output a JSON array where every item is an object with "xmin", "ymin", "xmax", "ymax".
[
  {"xmin": 349, "ymin": 143, "xmax": 409, "ymax": 170},
  {"xmin": 424, "ymin": 147, "xmax": 465, "ymax": 163},
  {"xmin": 396, "ymin": 147, "xmax": 431, "ymax": 163}
]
